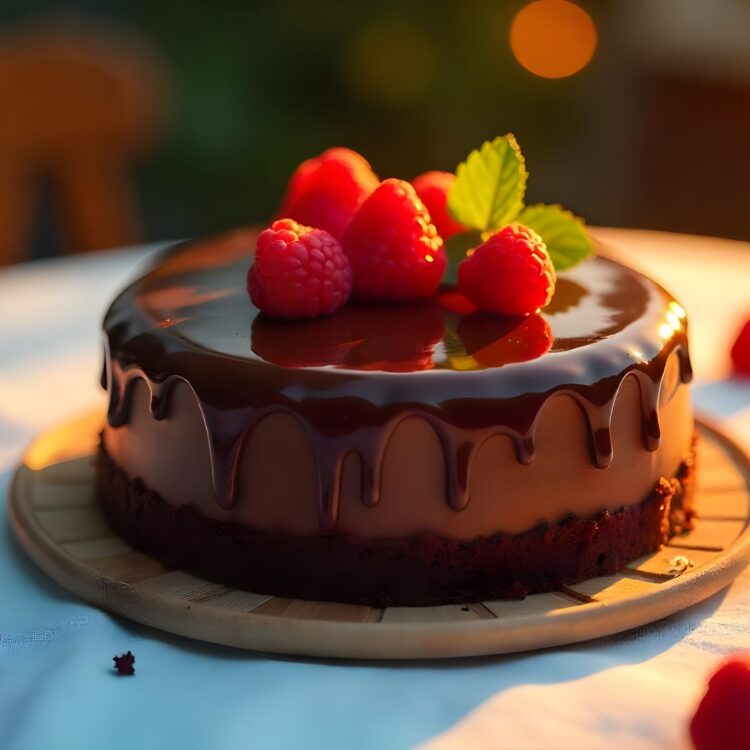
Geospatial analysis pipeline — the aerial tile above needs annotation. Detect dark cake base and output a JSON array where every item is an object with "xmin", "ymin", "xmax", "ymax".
[{"xmin": 96, "ymin": 441, "xmax": 696, "ymax": 607}]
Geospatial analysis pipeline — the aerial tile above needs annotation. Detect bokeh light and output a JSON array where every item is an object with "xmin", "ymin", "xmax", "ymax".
[{"xmin": 510, "ymin": 0, "xmax": 597, "ymax": 79}]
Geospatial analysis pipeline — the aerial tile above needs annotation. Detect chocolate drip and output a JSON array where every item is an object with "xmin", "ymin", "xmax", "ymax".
[
  {"xmin": 101, "ymin": 233, "xmax": 693, "ymax": 533},
  {"xmin": 105, "ymin": 343, "xmax": 691, "ymax": 531}
]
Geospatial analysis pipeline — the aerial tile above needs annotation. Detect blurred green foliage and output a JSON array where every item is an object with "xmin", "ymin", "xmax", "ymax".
[{"xmin": 0, "ymin": 0, "xmax": 600, "ymax": 241}]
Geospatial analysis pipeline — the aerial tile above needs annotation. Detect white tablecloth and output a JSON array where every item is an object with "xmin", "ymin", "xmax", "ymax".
[{"xmin": 1, "ymin": 229, "xmax": 749, "ymax": 750}]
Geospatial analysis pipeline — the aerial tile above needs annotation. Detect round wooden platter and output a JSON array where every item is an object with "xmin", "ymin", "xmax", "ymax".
[{"xmin": 8, "ymin": 411, "xmax": 750, "ymax": 660}]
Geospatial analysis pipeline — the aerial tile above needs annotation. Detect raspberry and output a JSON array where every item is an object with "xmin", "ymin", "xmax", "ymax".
[
  {"xmin": 247, "ymin": 218, "xmax": 352, "ymax": 319},
  {"xmin": 412, "ymin": 171, "xmax": 467, "ymax": 241},
  {"xmin": 458, "ymin": 224, "xmax": 555, "ymax": 316},
  {"xmin": 690, "ymin": 655, "xmax": 750, "ymax": 750},
  {"xmin": 342, "ymin": 178, "xmax": 446, "ymax": 300},
  {"xmin": 278, "ymin": 148, "xmax": 379, "ymax": 240},
  {"xmin": 731, "ymin": 318, "xmax": 750, "ymax": 376}
]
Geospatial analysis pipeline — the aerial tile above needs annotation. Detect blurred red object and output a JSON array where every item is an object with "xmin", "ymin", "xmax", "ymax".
[
  {"xmin": 690, "ymin": 654, "xmax": 750, "ymax": 750},
  {"xmin": 0, "ymin": 16, "xmax": 168, "ymax": 264},
  {"xmin": 731, "ymin": 318, "xmax": 750, "ymax": 377}
]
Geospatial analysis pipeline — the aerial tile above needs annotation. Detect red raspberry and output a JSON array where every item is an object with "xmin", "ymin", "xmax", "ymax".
[
  {"xmin": 690, "ymin": 655, "xmax": 750, "ymax": 750},
  {"xmin": 278, "ymin": 148, "xmax": 379, "ymax": 241},
  {"xmin": 731, "ymin": 318, "xmax": 750, "ymax": 376},
  {"xmin": 458, "ymin": 224, "xmax": 555, "ymax": 316},
  {"xmin": 342, "ymin": 178, "xmax": 446, "ymax": 300},
  {"xmin": 248, "ymin": 218, "xmax": 352, "ymax": 319},
  {"xmin": 412, "ymin": 171, "xmax": 467, "ymax": 241}
]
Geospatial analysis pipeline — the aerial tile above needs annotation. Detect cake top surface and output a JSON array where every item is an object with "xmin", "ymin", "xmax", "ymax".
[{"xmin": 106, "ymin": 229, "xmax": 684, "ymax": 386}]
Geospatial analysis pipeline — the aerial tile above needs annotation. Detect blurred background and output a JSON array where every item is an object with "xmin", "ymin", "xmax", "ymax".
[{"xmin": 0, "ymin": 0, "xmax": 748, "ymax": 265}]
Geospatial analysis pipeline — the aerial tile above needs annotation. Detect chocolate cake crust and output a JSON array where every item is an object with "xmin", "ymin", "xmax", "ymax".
[{"xmin": 97, "ymin": 439, "xmax": 695, "ymax": 607}]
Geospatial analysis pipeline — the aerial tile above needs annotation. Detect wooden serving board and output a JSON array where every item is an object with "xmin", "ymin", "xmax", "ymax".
[{"xmin": 8, "ymin": 412, "xmax": 750, "ymax": 660}]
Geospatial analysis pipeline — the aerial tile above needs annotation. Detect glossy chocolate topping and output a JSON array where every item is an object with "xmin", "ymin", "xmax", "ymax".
[{"xmin": 103, "ymin": 229, "xmax": 692, "ymax": 532}]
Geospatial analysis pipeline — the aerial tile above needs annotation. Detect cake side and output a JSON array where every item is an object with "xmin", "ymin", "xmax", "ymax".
[
  {"xmin": 102, "ymin": 354, "xmax": 692, "ymax": 540},
  {"xmin": 97, "ymin": 438, "xmax": 695, "ymax": 606}
]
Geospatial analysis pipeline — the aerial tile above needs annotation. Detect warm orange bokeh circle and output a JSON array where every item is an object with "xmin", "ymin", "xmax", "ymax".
[{"xmin": 510, "ymin": 0, "xmax": 597, "ymax": 79}]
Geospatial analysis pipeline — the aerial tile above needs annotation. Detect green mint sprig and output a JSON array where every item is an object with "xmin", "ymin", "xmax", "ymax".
[
  {"xmin": 445, "ymin": 134, "xmax": 593, "ymax": 277},
  {"xmin": 447, "ymin": 135, "xmax": 527, "ymax": 232}
]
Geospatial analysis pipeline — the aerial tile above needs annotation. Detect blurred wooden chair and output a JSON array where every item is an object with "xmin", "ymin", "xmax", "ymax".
[{"xmin": 0, "ymin": 18, "xmax": 167, "ymax": 265}]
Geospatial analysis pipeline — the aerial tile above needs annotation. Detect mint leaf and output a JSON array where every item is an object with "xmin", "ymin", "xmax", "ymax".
[
  {"xmin": 447, "ymin": 135, "xmax": 527, "ymax": 233},
  {"xmin": 443, "ymin": 231, "xmax": 483, "ymax": 286},
  {"xmin": 517, "ymin": 204, "xmax": 593, "ymax": 270}
]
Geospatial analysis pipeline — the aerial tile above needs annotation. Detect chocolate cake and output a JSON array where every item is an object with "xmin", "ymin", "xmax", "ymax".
[{"xmin": 97, "ymin": 229, "xmax": 695, "ymax": 606}]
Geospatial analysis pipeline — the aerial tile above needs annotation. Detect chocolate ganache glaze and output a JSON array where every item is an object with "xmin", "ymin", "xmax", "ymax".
[{"xmin": 103, "ymin": 229, "xmax": 693, "ymax": 534}]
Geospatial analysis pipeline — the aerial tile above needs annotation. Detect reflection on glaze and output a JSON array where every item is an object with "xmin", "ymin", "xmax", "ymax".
[
  {"xmin": 251, "ymin": 298, "xmax": 445, "ymax": 372},
  {"xmin": 452, "ymin": 313, "xmax": 552, "ymax": 369},
  {"xmin": 103, "ymin": 231, "xmax": 693, "ymax": 532}
]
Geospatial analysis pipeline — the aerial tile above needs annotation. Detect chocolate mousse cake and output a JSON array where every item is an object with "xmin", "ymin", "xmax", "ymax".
[{"xmin": 98, "ymin": 229, "xmax": 695, "ymax": 606}]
